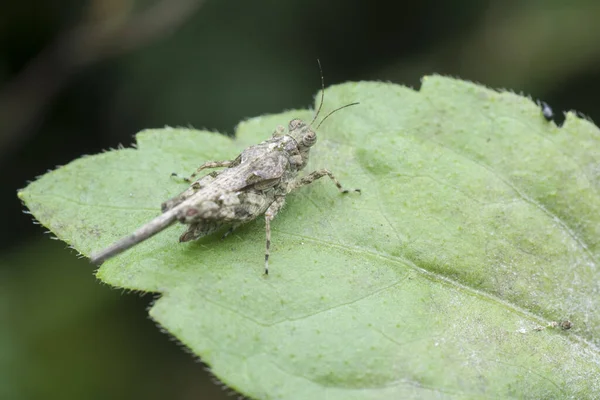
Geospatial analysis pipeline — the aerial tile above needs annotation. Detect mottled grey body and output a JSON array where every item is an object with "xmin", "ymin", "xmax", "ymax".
[
  {"xmin": 163, "ymin": 131, "xmax": 301, "ymax": 242},
  {"xmin": 90, "ymin": 115, "xmax": 359, "ymax": 274}
]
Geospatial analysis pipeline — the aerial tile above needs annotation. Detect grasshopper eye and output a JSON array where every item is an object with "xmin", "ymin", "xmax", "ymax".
[
  {"xmin": 289, "ymin": 119, "xmax": 305, "ymax": 131},
  {"xmin": 303, "ymin": 130, "xmax": 317, "ymax": 147}
]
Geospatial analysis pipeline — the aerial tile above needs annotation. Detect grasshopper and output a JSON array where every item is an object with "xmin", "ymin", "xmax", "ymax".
[{"xmin": 91, "ymin": 65, "xmax": 360, "ymax": 274}]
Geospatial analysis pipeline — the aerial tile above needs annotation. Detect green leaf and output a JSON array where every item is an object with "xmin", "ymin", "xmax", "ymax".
[{"xmin": 19, "ymin": 77, "xmax": 600, "ymax": 398}]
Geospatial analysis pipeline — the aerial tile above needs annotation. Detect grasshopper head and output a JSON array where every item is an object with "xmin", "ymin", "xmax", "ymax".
[
  {"xmin": 288, "ymin": 119, "xmax": 317, "ymax": 150},
  {"xmin": 286, "ymin": 118, "xmax": 317, "ymax": 170},
  {"xmin": 285, "ymin": 104, "xmax": 358, "ymax": 171}
]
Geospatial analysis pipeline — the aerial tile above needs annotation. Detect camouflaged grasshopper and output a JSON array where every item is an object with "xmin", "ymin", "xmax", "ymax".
[{"xmin": 91, "ymin": 67, "xmax": 360, "ymax": 274}]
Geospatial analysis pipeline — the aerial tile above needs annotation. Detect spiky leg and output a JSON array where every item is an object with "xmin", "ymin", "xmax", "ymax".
[
  {"xmin": 291, "ymin": 169, "xmax": 361, "ymax": 194},
  {"xmin": 171, "ymin": 160, "xmax": 233, "ymax": 183},
  {"xmin": 264, "ymin": 196, "xmax": 286, "ymax": 275},
  {"xmin": 172, "ymin": 164, "xmax": 226, "ymax": 183},
  {"xmin": 162, "ymin": 171, "xmax": 220, "ymax": 212},
  {"xmin": 190, "ymin": 160, "xmax": 234, "ymax": 180},
  {"xmin": 179, "ymin": 221, "xmax": 223, "ymax": 242}
]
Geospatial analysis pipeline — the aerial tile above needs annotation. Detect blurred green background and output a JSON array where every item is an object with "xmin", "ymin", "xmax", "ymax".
[{"xmin": 2, "ymin": 0, "xmax": 599, "ymax": 399}]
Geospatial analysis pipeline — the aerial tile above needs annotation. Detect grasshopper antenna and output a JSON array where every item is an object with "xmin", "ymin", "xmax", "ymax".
[
  {"xmin": 309, "ymin": 58, "xmax": 326, "ymax": 127},
  {"xmin": 90, "ymin": 210, "xmax": 178, "ymax": 264},
  {"xmin": 316, "ymin": 102, "xmax": 359, "ymax": 130}
]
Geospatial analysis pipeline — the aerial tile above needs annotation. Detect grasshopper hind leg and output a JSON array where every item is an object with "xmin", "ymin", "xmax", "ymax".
[
  {"xmin": 162, "ymin": 171, "xmax": 220, "ymax": 212},
  {"xmin": 179, "ymin": 221, "xmax": 223, "ymax": 242},
  {"xmin": 189, "ymin": 159, "xmax": 237, "ymax": 180}
]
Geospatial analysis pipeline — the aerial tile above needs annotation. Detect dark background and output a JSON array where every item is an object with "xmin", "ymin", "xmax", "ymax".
[{"xmin": 2, "ymin": 0, "xmax": 599, "ymax": 399}]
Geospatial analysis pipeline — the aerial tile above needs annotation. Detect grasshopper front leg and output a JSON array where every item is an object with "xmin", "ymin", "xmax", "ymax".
[{"xmin": 290, "ymin": 169, "xmax": 361, "ymax": 194}]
